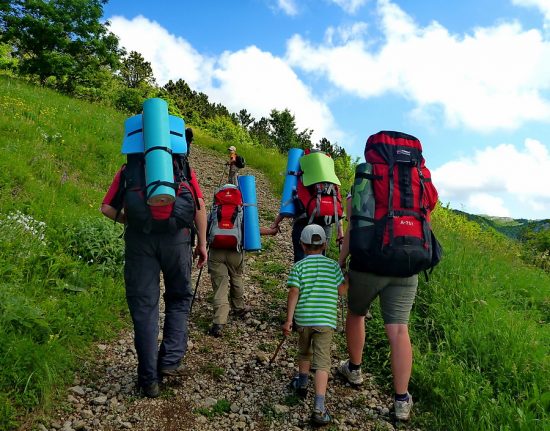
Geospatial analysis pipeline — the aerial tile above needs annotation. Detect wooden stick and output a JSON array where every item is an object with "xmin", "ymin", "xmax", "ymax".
[{"xmin": 269, "ymin": 337, "xmax": 287, "ymax": 365}]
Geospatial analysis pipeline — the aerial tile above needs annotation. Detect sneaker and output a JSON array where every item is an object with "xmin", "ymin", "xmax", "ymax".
[
  {"xmin": 338, "ymin": 359, "xmax": 364, "ymax": 385},
  {"xmin": 394, "ymin": 393, "xmax": 413, "ymax": 421},
  {"xmin": 208, "ymin": 323, "xmax": 224, "ymax": 338},
  {"xmin": 311, "ymin": 408, "xmax": 332, "ymax": 426},
  {"xmin": 140, "ymin": 382, "xmax": 160, "ymax": 398},
  {"xmin": 160, "ymin": 363, "xmax": 186, "ymax": 377},
  {"xmin": 287, "ymin": 376, "xmax": 308, "ymax": 398}
]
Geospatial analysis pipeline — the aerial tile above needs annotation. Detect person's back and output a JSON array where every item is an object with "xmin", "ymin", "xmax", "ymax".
[{"xmin": 283, "ymin": 224, "xmax": 345, "ymax": 426}]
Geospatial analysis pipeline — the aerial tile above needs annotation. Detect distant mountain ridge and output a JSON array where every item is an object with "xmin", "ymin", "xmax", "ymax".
[{"xmin": 450, "ymin": 209, "xmax": 550, "ymax": 239}]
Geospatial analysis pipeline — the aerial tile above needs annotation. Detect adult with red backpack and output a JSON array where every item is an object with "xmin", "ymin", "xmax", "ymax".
[
  {"xmin": 270, "ymin": 149, "xmax": 344, "ymax": 262},
  {"xmin": 101, "ymin": 101, "xmax": 207, "ymax": 399},
  {"xmin": 337, "ymin": 131, "xmax": 441, "ymax": 422}
]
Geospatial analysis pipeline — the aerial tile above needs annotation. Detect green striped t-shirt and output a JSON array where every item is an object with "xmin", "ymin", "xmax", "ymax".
[{"xmin": 287, "ymin": 254, "xmax": 344, "ymax": 329}]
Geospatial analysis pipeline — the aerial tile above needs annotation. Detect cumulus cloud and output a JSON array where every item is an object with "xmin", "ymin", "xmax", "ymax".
[
  {"xmin": 328, "ymin": 0, "xmax": 369, "ymax": 14},
  {"xmin": 324, "ymin": 22, "xmax": 369, "ymax": 44},
  {"xmin": 432, "ymin": 138, "xmax": 550, "ymax": 217},
  {"xmin": 108, "ymin": 15, "xmax": 214, "ymax": 89},
  {"xmin": 106, "ymin": 15, "xmax": 342, "ymax": 144},
  {"xmin": 210, "ymin": 46, "xmax": 341, "ymax": 142},
  {"xmin": 286, "ymin": 0, "xmax": 550, "ymax": 132}
]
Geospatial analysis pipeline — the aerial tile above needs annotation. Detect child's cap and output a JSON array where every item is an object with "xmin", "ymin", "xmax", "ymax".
[{"xmin": 300, "ymin": 224, "xmax": 326, "ymax": 245}]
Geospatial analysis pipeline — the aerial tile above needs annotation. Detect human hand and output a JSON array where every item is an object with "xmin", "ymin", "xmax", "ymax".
[
  {"xmin": 260, "ymin": 227, "xmax": 278, "ymax": 236},
  {"xmin": 193, "ymin": 244, "xmax": 208, "ymax": 268},
  {"xmin": 281, "ymin": 320, "xmax": 292, "ymax": 337}
]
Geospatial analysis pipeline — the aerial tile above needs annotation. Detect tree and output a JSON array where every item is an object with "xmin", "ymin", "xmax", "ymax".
[
  {"xmin": 249, "ymin": 117, "xmax": 272, "ymax": 148},
  {"xmin": 269, "ymin": 108, "xmax": 299, "ymax": 153},
  {"xmin": 0, "ymin": 0, "xmax": 122, "ymax": 91},
  {"xmin": 120, "ymin": 51, "xmax": 155, "ymax": 88},
  {"xmin": 237, "ymin": 109, "xmax": 255, "ymax": 129}
]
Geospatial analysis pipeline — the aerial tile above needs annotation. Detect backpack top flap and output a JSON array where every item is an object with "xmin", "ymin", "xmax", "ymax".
[
  {"xmin": 299, "ymin": 151, "xmax": 341, "ymax": 186},
  {"xmin": 365, "ymin": 130, "xmax": 424, "ymax": 167}
]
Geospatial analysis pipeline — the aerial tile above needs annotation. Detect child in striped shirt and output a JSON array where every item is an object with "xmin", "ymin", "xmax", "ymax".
[{"xmin": 282, "ymin": 224, "xmax": 345, "ymax": 426}]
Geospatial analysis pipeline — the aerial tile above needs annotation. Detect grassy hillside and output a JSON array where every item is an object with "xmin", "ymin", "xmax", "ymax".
[{"xmin": 0, "ymin": 75, "xmax": 549, "ymax": 430}]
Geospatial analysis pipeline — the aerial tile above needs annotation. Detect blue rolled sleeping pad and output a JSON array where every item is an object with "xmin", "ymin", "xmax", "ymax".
[
  {"xmin": 279, "ymin": 148, "xmax": 304, "ymax": 216},
  {"xmin": 121, "ymin": 114, "xmax": 187, "ymax": 154},
  {"xmin": 238, "ymin": 175, "xmax": 261, "ymax": 251},
  {"xmin": 142, "ymin": 98, "xmax": 175, "ymax": 206}
]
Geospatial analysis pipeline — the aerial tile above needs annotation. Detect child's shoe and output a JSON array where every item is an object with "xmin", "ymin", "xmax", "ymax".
[
  {"xmin": 311, "ymin": 408, "xmax": 332, "ymax": 426},
  {"xmin": 287, "ymin": 376, "xmax": 308, "ymax": 398}
]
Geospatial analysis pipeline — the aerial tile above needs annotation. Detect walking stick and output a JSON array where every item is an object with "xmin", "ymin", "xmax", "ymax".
[
  {"xmin": 269, "ymin": 336, "xmax": 287, "ymax": 366},
  {"xmin": 189, "ymin": 266, "xmax": 204, "ymax": 317}
]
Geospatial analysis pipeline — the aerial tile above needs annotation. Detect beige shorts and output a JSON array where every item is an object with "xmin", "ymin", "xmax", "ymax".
[
  {"xmin": 297, "ymin": 326, "xmax": 334, "ymax": 371},
  {"xmin": 348, "ymin": 270, "xmax": 418, "ymax": 324}
]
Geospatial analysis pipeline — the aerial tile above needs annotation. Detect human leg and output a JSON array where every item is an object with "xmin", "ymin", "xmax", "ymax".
[
  {"xmin": 158, "ymin": 231, "xmax": 193, "ymax": 371},
  {"xmin": 124, "ymin": 229, "xmax": 162, "ymax": 389},
  {"xmin": 379, "ymin": 275, "xmax": 418, "ymax": 420},
  {"xmin": 227, "ymin": 250, "xmax": 245, "ymax": 313},
  {"xmin": 208, "ymin": 248, "xmax": 231, "ymax": 325}
]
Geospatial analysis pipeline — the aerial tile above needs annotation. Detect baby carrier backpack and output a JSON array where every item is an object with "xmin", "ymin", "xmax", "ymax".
[
  {"xmin": 295, "ymin": 150, "xmax": 343, "ymax": 226},
  {"xmin": 349, "ymin": 131, "xmax": 441, "ymax": 277},
  {"xmin": 208, "ymin": 184, "xmax": 244, "ymax": 250}
]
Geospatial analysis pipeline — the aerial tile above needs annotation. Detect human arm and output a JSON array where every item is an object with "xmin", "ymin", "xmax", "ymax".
[
  {"xmin": 100, "ymin": 203, "xmax": 126, "ymax": 224},
  {"xmin": 282, "ymin": 286, "xmax": 300, "ymax": 336},
  {"xmin": 270, "ymin": 213, "xmax": 286, "ymax": 232},
  {"xmin": 336, "ymin": 218, "xmax": 344, "ymax": 245},
  {"xmin": 193, "ymin": 197, "xmax": 208, "ymax": 268},
  {"xmin": 338, "ymin": 197, "xmax": 352, "ymax": 268}
]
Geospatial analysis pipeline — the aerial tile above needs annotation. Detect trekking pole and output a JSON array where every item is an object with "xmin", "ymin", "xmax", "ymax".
[
  {"xmin": 338, "ymin": 240, "xmax": 347, "ymax": 333},
  {"xmin": 268, "ymin": 336, "xmax": 287, "ymax": 366},
  {"xmin": 189, "ymin": 266, "xmax": 204, "ymax": 317}
]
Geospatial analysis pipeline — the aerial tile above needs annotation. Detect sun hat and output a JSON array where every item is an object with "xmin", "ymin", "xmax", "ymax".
[
  {"xmin": 228, "ymin": 145, "xmax": 236, "ymax": 152},
  {"xmin": 300, "ymin": 224, "xmax": 327, "ymax": 245}
]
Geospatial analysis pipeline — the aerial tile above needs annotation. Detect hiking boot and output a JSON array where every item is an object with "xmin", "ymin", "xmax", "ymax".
[
  {"xmin": 160, "ymin": 363, "xmax": 186, "ymax": 377},
  {"xmin": 140, "ymin": 382, "xmax": 160, "ymax": 398},
  {"xmin": 208, "ymin": 323, "xmax": 224, "ymax": 338},
  {"xmin": 311, "ymin": 408, "xmax": 332, "ymax": 426},
  {"xmin": 338, "ymin": 359, "xmax": 364, "ymax": 385},
  {"xmin": 394, "ymin": 393, "xmax": 413, "ymax": 421},
  {"xmin": 233, "ymin": 306, "xmax": 250, "ymax": 319},
  {"xmin": 287, "ymin": 376, "xmax": 308, "ymax": 398}
]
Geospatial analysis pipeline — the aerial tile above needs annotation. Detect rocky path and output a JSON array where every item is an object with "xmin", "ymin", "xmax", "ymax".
[{"xmin": 29, "ymin": 146, "xmax": 417, "ymax": 431}]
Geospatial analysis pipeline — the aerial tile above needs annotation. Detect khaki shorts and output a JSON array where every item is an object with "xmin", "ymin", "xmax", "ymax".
[
  {"xmin": 297, "ymin": 326, "xmax": 334, "ymax": 371},
  {"xmin": 348, "ymin": 270, "xmax": 418, "ymax": 324}
]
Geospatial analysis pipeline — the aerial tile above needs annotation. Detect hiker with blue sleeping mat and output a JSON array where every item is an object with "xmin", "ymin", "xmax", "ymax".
[
  {"xmin": 270, "ymin": 149, "xmax": 344, "ymax": 263},
  {"xmin": 101, "ymin": 99, "xmax": 207, "ymax": 399},
  {"xmin": 282, "ymin": 224, "xmax": 346, "ymax": 426}
]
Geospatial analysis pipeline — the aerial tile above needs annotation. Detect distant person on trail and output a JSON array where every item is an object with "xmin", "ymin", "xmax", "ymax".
[
  {"xmin": 282, "ymin": 224, "xmax": 345, "ymax": 426},
  {"xmin": 101, "ymin": 127, "xmax": 208, "ymax": 399},
  {"xmin": 337, "ymin": 131, "xmax": 440, "ymax": 422},
  {"xmin": 227, "ymin": 145, "xmax": 242, "ymax": 186}
]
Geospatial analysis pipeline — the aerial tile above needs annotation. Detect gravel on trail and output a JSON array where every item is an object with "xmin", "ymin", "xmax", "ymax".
[{"xmin": 27, "ymin": 146, "xmax": 420, "ymax": 431}]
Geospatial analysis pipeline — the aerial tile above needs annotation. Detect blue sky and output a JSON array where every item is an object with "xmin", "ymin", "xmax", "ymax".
[{"xmin": 102, "ymin": 0, "xmax": 550, "ymax": 220}]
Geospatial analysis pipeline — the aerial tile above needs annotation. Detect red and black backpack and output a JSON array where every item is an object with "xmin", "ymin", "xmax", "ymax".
[
  {"xmin": 349, "ymin": 131, "xmax": 441, "ymax": 277},
  {"xmin": 294, "ymin": 151, "xmax": 344, "ymax": 226},
  {"xmin": 207, "ymin": 184, "xmax": 244, "ymax": 250},
  {"xmin": 113, "ymin": 153, "xmax": 197, "ymax": 234}
]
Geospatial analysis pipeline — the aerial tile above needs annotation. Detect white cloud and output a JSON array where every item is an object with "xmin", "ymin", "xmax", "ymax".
[
  {"xmin": 276, "ymin": 0, "xmax": 299, "ymax": 16},
  {"xmin": 106, "ymin": 15, "xmax": 342, "ymax": 144},
  {"xmin": 209, "ymin": 46, "xmax": 341, "ymax": 143},
  {"xmin": 328, "ymin": 0, "xmax": 369, "ymax": 14},
  {"xmin": 108, "ymin": 15, "xmax": 214, "ymax": 89},
  {"xmin": 513, "ymin": 0, "xmax": 550, "ymax": 26},
  {"xmin": 432, "ymin": 138, "xmax": 550, "ymax": 217},
  {"xmin": 286, "ymin": 0, "xmax": 550, "ymax": 132}
]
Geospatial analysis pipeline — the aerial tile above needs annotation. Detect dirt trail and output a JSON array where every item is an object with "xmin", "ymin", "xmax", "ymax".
[{"xmin": 32, "ymin": 146, "xmax": 416, "ymax": 431}]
